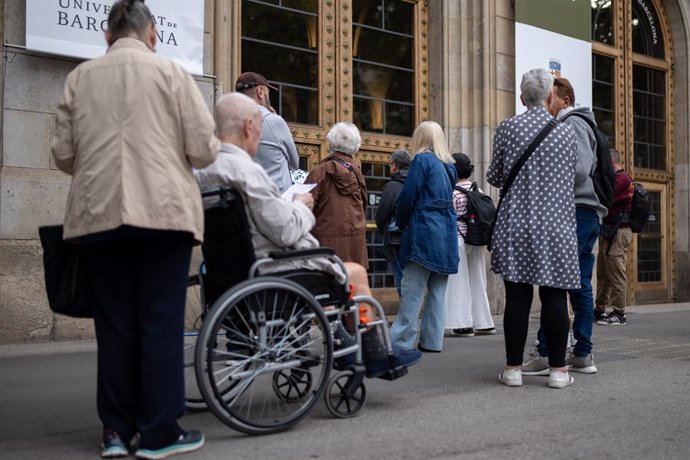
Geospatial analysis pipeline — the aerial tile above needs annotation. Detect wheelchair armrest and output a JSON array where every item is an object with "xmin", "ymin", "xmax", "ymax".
[{"xmin": 268, "ymin": 247, "xmax": 336, "ymax": 260}]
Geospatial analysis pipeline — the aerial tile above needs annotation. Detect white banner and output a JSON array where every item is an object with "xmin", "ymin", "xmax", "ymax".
[
  {"xmin": 26, "ymin": 0, "xmax": 205, "ymax": 75},
  {"xmin": 515, "ymin": 23, "xmax": 592, "ymax": 113}
]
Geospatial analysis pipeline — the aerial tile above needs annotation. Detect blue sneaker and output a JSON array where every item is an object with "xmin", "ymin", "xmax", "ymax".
[
  {"xmin": 135, "ymin": 430, "xmax": 204, "ymax": 459},
  {"xmin": 101, "ymin": 428, "xmax": 129, "ymax": 458},
  {"xmin": 365, "ymin": 345, "xmax": 422, "ymax": 378}
]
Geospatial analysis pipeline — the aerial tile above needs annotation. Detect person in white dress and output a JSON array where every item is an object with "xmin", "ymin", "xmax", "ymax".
[{"xmin": 443, "ymin": 153, "xmax": 495, "ymax": 337}]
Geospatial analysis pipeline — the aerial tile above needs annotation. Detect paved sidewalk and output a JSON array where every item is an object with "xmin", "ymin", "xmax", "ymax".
[{"xmin": 1, "ymin": 303, "xmax": 689, "ymax": 459}]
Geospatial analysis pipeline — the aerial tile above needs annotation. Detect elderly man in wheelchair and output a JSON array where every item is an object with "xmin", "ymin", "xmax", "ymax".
[{"xmin": 190, "ymin": 92, "xmax": 421, "ymax": 435}]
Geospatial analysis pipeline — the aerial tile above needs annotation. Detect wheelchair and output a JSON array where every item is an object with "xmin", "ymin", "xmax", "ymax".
[{"xmin": 184, "ymin": 187, "xmax": 409, "ymax": 436}]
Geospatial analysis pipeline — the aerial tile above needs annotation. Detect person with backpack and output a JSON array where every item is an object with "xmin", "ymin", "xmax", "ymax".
[
  {"xmin": 523, "ymin": 78, "xmax": 609, "ymax": 377},
  {"xmin": 595, "ymin": 149, "xmax": 635, "ymax": 325},
  {"xmin": 442, "ymin": 153, "xmax": 496, "ymax": 337},
  {"xmin": 376, "ymin": 149, "xmax": 412, "ymax": 297}
]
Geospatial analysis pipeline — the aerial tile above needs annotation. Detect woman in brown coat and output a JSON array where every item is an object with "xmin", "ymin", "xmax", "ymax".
[{"xmin": 305, "ymin": 122, "xmax": 368, "ymax": 266}]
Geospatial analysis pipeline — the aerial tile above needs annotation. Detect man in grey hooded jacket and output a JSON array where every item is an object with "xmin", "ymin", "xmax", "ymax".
[{"xmin": 523, "ymin": 77, "xmax": 608, "ymax": 376}]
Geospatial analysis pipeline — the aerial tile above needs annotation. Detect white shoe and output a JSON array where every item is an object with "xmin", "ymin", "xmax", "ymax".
[
  {"xmin": 498, "ymin": 368, "xmax": 522, "ymax": 387},
  {"xmin": 548, "ymin": 370, "xmax": 574, "ymax": 389}
]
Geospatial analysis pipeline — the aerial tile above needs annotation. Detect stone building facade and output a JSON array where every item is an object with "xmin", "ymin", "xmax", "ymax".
[{"xmin": 1, "ymin": 0, "xmax": 689, "ymax": 343}]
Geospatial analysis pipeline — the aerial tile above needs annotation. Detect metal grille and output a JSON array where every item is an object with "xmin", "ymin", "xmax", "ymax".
[{"xmin": 360, "ymin": 161, "xmax": 396, "ymax": 288}]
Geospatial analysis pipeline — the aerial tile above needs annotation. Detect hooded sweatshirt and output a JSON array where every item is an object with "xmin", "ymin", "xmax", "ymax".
[{"xmin": 557, "ymin": 106, "xmax": 609, "ymax": 221}]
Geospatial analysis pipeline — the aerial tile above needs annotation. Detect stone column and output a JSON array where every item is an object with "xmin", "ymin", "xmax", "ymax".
[
  {"xmin": 429, "ymin": 0, "xmax": 517, "ymax": 314},
  {"xmin": 666, "ymin": 0, "xmax": 690, "ymax": 301}
]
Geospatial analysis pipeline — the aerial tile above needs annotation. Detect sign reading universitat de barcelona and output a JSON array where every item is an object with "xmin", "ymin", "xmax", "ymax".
[{"xmin": 26, "ymin": 0, "xmax": 205, "ymax": 75}]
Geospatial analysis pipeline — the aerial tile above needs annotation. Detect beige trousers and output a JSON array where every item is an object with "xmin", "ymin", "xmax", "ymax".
[{"xmin": 595, "ymin": 228, "xmax": 633, "ymax": 314}]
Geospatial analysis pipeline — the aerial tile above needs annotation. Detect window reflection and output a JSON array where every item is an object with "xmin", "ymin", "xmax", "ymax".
[
  {"xmin": 592, "ymin": 0, "xmax": 614, "ymax": 45},
  {"xmin": 632, "ymin": 0, "xmax": 664, "ymax": 58},
  {"xmin": 632, "ymin": 65, "xmax": 666, "ymax": 170},
  {"xmin": 353, "ymin": 0, "xmax": 414, "ymax": 135},
  {"xmin": 241, "ymin": 0, "xmax": 319, "ymax": 125}
]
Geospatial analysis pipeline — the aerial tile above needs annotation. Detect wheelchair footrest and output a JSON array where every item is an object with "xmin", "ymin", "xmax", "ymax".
[{"xmin": 375, "ymin": 364, "xmax": 409, "ymax": 381}]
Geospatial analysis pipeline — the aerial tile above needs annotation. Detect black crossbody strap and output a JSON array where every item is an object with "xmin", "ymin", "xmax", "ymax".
[
  {"xmin": 489, "ymin": 118, "xmax": 558, "ymax": 249},
  {"xmin": 499, "ymin": 118, "xmax": 558, "ymax": 200}
]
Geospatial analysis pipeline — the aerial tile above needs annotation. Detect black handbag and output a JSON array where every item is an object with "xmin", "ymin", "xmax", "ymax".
[
  {"xmin": 488, "ymin": 119, "xmax": 558, "ymax": 252},
  {"xmin": 38, "ymin": 225, "xmax": 94, "ymax": 318}
]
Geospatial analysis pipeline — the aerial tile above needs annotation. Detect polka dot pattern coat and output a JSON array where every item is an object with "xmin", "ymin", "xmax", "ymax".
[{"xmin": 487, "ymin": 107, "xmax": 580, "ymax": 290}]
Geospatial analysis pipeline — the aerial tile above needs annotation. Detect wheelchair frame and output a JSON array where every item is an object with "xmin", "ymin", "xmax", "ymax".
[{"xmin": 185, "ymin": 187, "xmax": 407, "ymax": 436}]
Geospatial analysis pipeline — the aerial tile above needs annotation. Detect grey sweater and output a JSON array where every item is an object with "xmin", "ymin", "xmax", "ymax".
[{"xmin": 557, "ymin": 106, "xmax": 608, "ymax": 221}]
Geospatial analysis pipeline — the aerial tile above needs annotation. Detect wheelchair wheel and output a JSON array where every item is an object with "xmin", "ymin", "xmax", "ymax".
[
  {"xmin": 195, "ymin": 277, "xmax": 333, "ymax": 435},
  {"xmin": 272, "ymin": 367, "xmax": 313, "ymax": 403},
  {"xmin": 324, "ymin": 370, "xmax": 367, "ymax": 418},
  {"xmin": 184, "ymin": 274, "xmax": 207, "ymax": 411}
]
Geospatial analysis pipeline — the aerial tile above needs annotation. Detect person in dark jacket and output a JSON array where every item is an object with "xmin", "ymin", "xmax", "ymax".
[
  {"xmin": 389, "ymin": 121, "xmax": 459, "ymax": 353},
  {"xmin": 375, "ymin": 149, "xmax": 412, "ymax": 296}
]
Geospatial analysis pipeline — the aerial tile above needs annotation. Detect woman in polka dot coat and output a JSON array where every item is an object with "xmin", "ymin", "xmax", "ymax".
[{"xmin": 487, "ymin": 68, "xmax": 580, "ymax": 389}]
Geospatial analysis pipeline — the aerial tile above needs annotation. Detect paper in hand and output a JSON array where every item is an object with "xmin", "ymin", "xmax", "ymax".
[{"xmin": 281, "ymin": 183, "xmax": 316, "ymax": 202}]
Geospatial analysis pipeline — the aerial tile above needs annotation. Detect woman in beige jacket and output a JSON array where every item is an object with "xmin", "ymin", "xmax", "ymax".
[{"xmin": 50, "ymin": 1, "xmax": 219, "ymax": 458}]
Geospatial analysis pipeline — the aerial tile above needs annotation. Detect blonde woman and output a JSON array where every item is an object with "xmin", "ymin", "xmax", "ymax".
[{"xmin": 389, "ymin": 121, "xmax": 459, "ymax": 352}]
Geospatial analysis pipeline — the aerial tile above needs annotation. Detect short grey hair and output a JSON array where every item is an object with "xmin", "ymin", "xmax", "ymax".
[
  {"xmin": 391, "ymin": 149, "xmax": 411, "ymax": 170},
  {"xmin": 215, "ymin": 92, "xmax": 261, "ymax": 138},
  {"xmin": 520, "ymin": 68, "xmax": 554, "ymax": 108},
  {"xmin": 327, "ymin": 122, "xmax": 361, "ymax": 156}
]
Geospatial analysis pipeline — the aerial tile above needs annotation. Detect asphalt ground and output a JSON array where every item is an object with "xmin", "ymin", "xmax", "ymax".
[{"xmin": 1, "ymin": 303, "xmax": 689, "ymax": 460}]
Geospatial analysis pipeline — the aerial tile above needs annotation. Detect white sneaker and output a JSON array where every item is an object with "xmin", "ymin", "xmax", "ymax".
[
  {"xmin": 498, "ymin": 368, "xmax": 523, "ymax": 387},
  {"xmin": 548, "ymin": 370, "xmax": 574, "ymax": 389}
]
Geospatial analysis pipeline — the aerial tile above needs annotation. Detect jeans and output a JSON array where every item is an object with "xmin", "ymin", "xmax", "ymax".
[
  {"xmin": 390, "ymin": 261, "xmax": 449, "ymax": 351},
  {"xmin": 538, "ymin": 208, "xmax": 600, "ymax": 357}
]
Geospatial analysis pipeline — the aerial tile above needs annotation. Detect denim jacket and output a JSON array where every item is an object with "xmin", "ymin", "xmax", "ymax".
[{"xmin": 396, "ymin": 152, "xmax": 459, "ymax": 274}]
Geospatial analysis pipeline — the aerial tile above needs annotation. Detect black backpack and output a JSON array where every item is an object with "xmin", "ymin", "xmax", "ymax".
[
  {"xmin": 455, "ymin": 183, "xmax": 496, "ymax": 246},
  {"xmin": 562, "ymin": 112, "xmax": 617, "ymax": 209},
  {"xmin": 628, "ymin": 182, "xmax": 651, "ymax": 233}
]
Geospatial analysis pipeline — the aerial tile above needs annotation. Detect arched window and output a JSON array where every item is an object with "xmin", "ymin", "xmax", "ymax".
[{"xmin": 591, "ymin": 0, "xmax": 674, "ymax": 303}]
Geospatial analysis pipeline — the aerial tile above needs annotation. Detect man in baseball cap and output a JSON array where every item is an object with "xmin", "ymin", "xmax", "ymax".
[
  {"xmin": 235, "ymin": 72, "xmax": 279, "ymax": 91},
  {"xmin": 235, "ymin": 71, "xmax": 298, "ymax": 193}
]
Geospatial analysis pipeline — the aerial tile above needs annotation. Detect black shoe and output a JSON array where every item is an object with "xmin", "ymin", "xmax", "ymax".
[
  {"xmin": 597, "ymin": 312, "xmax": 627, "ymax": 326},
  {"xmin": 418, "ymin": 344, "xmax": 441, "ymax": 353},
  {"xmin": 451, "ymin": 328, "xmax": 475, "ymax": 337},
  {"xmin": 101, "ymin": 428, "xmax": 129, "ymax": 458},
  {"xmin": 135, "ymin": 430, "xmax": 204, "ymax": 459}
]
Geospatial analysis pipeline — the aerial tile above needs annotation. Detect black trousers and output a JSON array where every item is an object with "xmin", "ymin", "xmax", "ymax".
[
  {"xmin": 82, "ymin": 230, "xmax": 193, "ymax": 450},
  {"xmin": 503, "ymin": 280, "xmax": 569, "ymax": 368}
]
